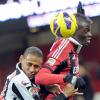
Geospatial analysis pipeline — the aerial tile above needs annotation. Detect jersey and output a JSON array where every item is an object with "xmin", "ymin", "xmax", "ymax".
[
  {"xmin": 45, "ymin": 37, "xmax": 82, "ymax": 75},
  {"xmin": 1, "ymin": 63, "xmax": 40, "ymax": 100},
  {"xmin": 36, "ymin": 37, "xmax": 82, "ymax": 85},
  {"xmin": 35, "ymin": 37, "xmax": 82, "ymax": 100}
]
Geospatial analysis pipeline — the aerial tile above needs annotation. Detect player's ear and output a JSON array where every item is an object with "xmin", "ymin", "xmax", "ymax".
[{"xmin": 19, "ymin": 55, "xmax": 24, "ymax": 63}]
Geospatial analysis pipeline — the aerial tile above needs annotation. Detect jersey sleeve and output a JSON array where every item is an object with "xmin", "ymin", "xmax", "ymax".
[{"xmin": 35, "ymin": 68, "xmax": 65, "ymax": 85}]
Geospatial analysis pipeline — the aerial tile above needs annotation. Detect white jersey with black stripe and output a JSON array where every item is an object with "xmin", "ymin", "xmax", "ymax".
[{"xmin": 2, "ymin": 63, "xmax": 40, "ymax": 100}]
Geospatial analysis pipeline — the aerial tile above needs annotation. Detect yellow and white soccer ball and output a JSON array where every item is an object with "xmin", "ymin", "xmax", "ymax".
[{"xmin": 50, "ymin": 12, "xmax": 77, "ymax": 38}]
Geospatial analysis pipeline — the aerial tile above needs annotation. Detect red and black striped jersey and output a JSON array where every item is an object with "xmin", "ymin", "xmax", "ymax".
[
  {"xmin": 35, "ymin": 37, "xmax": 82, "ymax": 100},
  {"xmin": 36, "ymin": 37, "xmax": 82, "ymax": 85},
  {"xmin": 44, "ymin": 37, "xmax": 82, "ymax": 76}
]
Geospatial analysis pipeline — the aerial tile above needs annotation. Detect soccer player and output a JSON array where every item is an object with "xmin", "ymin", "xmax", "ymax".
[
  {"xmin": 35, "ymin": 13, "xmax": 93, "ymax": 100},
  {"xmin": 1, "ymin": 46, "xmax": 43, "ymax": 100},
  {"xmin": 0, "ymin": 46, "xmax": 79, "ymax": 100}
]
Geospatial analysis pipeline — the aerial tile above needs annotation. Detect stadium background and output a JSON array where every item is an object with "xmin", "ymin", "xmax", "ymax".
[{"xmin": 0, "ymin": 0, "xmax": 100, "ymax": 99}]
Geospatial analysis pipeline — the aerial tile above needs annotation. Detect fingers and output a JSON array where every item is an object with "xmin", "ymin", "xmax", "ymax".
[
  {"xmin": 55, "ymin": 84, "xmax": 63, "ymax": 93},
  {"xmin": 50, "ymin": 84, "xmax": 84, "ymax": 98},
  {"xmin": 53, "ymin": 91, "xmax": 61, "ymax": 96},
  {"xmin": 74, "ymin": 92, "xmax": 84, "ymax": 95},
  {"xmin": 73, "ymin": 88, "xmax": 83, "ymax": 95},
  {"xmin": 63, "ymin": 87, "xmax": 83, "ymax": 97},
  {"xmin": 50, "ymin": 84, "xmax": 63, "ymax": 96},
  {"xmin": 73, "ymin": 88, "xmax": 78, "ymax": 93}
]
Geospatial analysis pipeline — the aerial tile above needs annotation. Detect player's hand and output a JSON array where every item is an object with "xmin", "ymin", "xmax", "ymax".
[
  {"xmin": 46, "ymin": 84, "xmax": 63, "ymax": 96},
  {"xmin": 63, "ymin": 83, "xmax": 83, "ymax": 97},
  {"xmin": 63, "ymin": 83, "xmax": 75, "ymax": 97}
]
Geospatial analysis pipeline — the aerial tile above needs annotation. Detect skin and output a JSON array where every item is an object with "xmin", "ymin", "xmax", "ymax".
[
  {"xmin": 63, "ymin": 83, "xmax": 83, "ymax": 97},
  {"xmin": 73, "ymin": 20, "xmax": 92, "ymax": 46},
  {"xmin": 19, "ymin": 54, "xmax": 43, "ymax": 79}
]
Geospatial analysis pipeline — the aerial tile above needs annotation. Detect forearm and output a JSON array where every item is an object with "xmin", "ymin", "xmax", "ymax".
[{"xmin": 35, "ymin": 68, "xmax": 65, "ymax": 85}]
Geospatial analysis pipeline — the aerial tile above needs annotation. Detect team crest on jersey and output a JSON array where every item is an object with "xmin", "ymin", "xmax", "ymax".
[
  {"xmin": 29, "ymin": 87, "xmax": 40, "ymax": 97},
  {"xmin": 30, "ymin": 87, "xmax": 40, "ymax": 93},
  {"xmin": 46, "ymin": 58, "xmax": 56, "ymax": 66}
]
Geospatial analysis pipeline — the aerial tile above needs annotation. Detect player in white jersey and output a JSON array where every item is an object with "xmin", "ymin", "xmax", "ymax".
[{"xmin": 1, "ymin": 46, "xmax": 43, "ymax": 100}]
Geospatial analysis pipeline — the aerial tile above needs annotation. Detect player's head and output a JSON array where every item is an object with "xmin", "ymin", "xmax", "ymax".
[
  {"xmin": 73, "ymin": 13, "xmax": 93, "ymax": 46},
  {"xmin": 19, "ymin": 46, "xmax": 43, "ymax": 79}
]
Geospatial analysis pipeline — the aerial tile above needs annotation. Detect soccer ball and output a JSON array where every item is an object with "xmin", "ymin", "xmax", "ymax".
[{"xmin": 50, "ymin": 12, "xmax": 77, "ymax": 38}]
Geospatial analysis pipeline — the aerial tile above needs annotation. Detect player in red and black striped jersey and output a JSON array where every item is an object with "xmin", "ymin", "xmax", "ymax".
[{"xmin": 35, "ymin": 13, "xmax": 93, "ymax": 100}]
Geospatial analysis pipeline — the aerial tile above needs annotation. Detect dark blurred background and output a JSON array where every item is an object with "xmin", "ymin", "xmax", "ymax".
[{"xmin": 0, "ymin": 0, "xmax": 100, "ymax": 99}]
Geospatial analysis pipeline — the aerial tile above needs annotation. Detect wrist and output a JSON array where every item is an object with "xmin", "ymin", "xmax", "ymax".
[
  {"xmin": 63, "ymin": 74, "xmax": 73, "ymax": 83},
  {"xmin": 63, "ymin": 75, "xmax": 77, "ymax": 86}
]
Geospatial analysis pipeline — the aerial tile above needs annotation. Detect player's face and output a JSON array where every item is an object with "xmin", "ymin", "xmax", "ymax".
[
  {"xmin": 76, "ymin": 22, "xmax": 92, "ymax": 45},
  {"xmin": 20, "ymin": 54, "xmax": 43, "ymax": 79}
]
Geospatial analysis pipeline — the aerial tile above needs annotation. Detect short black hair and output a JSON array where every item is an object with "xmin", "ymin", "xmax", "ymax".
[
  {"xmin": 23, "ymin": 46, "xmax": 43, "ymax": 58},
  {"xmin": 75, "ymin": 13, "xmax": 93, "ymax": 27}
]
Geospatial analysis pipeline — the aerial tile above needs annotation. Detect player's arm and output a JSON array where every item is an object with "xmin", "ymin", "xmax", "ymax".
[
  {"xmin": 35, "ymin": 55, "xmax": 77, "ymax": 86},
  {"xmin": 35, "ymin": 67, "xmax": 65, "ymax": 85},
  {"xmin": 35, "ymin": 57, "xmax": 80, "ymax": 86},
  {"xmin": 35, "ymin": 60, "xmax": 76, "ymax": 86}
]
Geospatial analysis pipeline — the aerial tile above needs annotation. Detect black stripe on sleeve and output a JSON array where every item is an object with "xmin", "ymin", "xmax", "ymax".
[
  {"xmin": 12, "ymin": 83, "xmax": 24, "ymax": 100},
  {"xmin": 69, "ymin": 51, "xmax": 75, "ymax": 75}
]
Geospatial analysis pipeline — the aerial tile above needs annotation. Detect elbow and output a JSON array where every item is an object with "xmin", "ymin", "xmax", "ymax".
[
  {"xmin": 35, "ymin": 68, "xmax": 51, "ymax": 85},
  {"xmin": 35, "ymin": 72, "xmax": 49, "ymax": 85}
]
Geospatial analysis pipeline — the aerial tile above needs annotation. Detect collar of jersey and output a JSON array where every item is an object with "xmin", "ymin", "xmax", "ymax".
[{"xmin": 68, "ymin": 37, "xmax": 83, "ymax": 53}]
